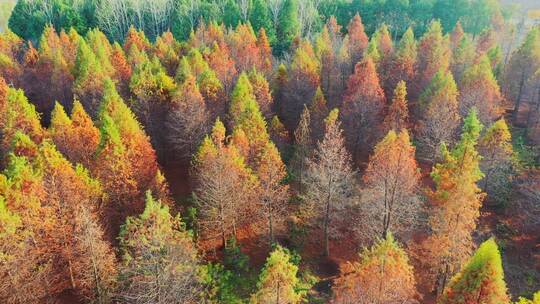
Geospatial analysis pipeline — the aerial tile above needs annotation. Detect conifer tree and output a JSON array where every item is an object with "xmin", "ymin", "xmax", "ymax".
[
  {"xmin": 504, "ymin": 27, "xmax": 540, "ymax": 124},
  {"xmin": 118, "ymin": 191, "xmax": 201, "ymax": 303},
  {"xmin": 439, "ymin": 238, "xmax": 509, "ymax": 304},
  {"xmin": 50, "ymin": 100, "xmax": 100, "ymax": 167},
  {"xmin": 304, "ymin": 109, "xmax": 355, "ymax": 256},
  {"xmin": 167, "ymin": 73, "xmax": 210, "ymax": 159},
  {"xmin": 280, "ymin": 40, "xmax": 320, "ymax": 130},
  {"xmin": 256, "ymin": 142, "xmax": 289, "ymax": 242},
  {"xmin": 198, "ymin": 68, "xmax": 226, "ymax": 119},
  {"xmin": 451, "ymin": 35, "xmax": 476, "ymax": 83},
  {"xmin": 309, "ymin": 87, "xmax": 329, "ymax": 142},
  {"xmin": 292, "ymin": 105, "xmax": 311, "ymax": 192},
  {"xmin": 417, "ymin": 70, "xmax": 460, "ymax": 160},
  {"xmin": 333, "ymin": 234, "xmax": 417, "ymax": 304},
  {"xmin": 229, "ymin": 73, "xmax": 271, "ymax": 164},
  {"xmin": 269, "ymin": 116, "xmax": 290, "ymax": 154},
  {"xmin": 383, "ymin": 80, "xmax": 410, "ymax": 132},
  {"xmin": 415, "ymin": 20, "xmax": 451, "ymax": 99},
  {"xmin": 459, "ymin": 55, "xmax": 503, "ymax": 124},
  {"xmin": 99, "ymin": 79, "xmax": 164, "ymax": 198},
  {"xmin": 73, "ymin": 38, "xmax": 106, "ymax": 117},
  {"xmin": 347, "ymin": 13, "xmax": 369, "ymax": 68},
  {"xmin": 250, "ymin": 246, "xmax": 303, "ymax": 304},
  {"xmin": 194, "ymin": 119, "xmax": 257, "ymax": 247},
  {"xmin": 1, "ymin": 87, "xmax": 45, "ymax": 159},
  {"xmin": 387, "ymin": 27, "xmax": 417, "ymax": 95},
  {"xmin": 362, "ymin": 129, "xmax": 420, "ymax": 239},
  {"xmin": 479, "ymin": 118, "xmax": 514, "ymax": 200},
  {"xmin": 342, "ymin": 55, "xmax": 386, "ymax": 160},
  {"xmin": 275, "ymin": 0, "xmax": 299, "ymax": 56},
  {"xmin": 421, "ymin": 109, "xmax": 485, "ymax": 294},
  {"xmin": 207, "ymin": 41, "xmax": 238, "ymax": 93},
  {"xmin": 248, "ymin": 69, "xmax": 274, "ymax": 120}
]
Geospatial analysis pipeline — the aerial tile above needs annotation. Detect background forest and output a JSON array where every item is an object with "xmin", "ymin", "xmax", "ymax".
[{"xmin": 0, "ymin": 0, "xmax": 539, "ymax": 303}]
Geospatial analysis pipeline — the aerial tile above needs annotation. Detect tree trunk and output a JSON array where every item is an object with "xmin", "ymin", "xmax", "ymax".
[
  {"xmin": 323, "ymin": 191, "xmax": 331, "ymax": 257},
  {"xmin": 512, "ymin": 72, "xmax": 526, "ymax": 125}
]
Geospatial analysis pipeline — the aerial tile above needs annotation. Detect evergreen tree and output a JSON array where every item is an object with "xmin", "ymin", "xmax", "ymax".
[
  {"xmin": 275, "ymin": 0, "xmax": 299, "ymax": 56},
  {"xmin": 439, "ymin": 238, "xmax": 509, "ymax": 304}
]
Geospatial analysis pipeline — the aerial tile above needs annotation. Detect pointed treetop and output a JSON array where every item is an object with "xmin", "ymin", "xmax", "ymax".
[{"xmin": 439, "ymin": 238, "xmax": 509, "ymax": 304}]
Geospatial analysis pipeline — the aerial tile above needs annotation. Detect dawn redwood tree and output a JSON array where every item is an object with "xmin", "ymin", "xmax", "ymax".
[
  {"xmin": 193, "ymin": 119, "xmax": 257, "ymax": 247},
  {"xmin": 383, "ymin": 80, "xmax": 410, "ymax": 132},
  {"xmin": 342, "ymin": 55, "xmax": 386, "ymax": 161},
  {"xmin": 304, "ymin": 109, "xmax": 355, "ymax": 257},
  {"xmin": 248, "ymin": 69, "xmax": 274, "ymax": 120},
  {"xmin": 332, "ymin": 234, "xmax": 417, "ymax": 304},
  {"xmin": 73, "ymin": 38, "xmax": 106, "ymax": 118},
  {"xmin": 250, "ymin": 246, "xmax": 303, "ymax": 304},
  {"xmin": 118, "ymin": 191, "xmax": 201, "ymax": 304},
  {"xmin": 0, "ymin": 87, "xmax": 45, "ymax": 160},
  {"xmin": 414, "ymin": 20, "xmax": 451, "ymax": 100},
  {"xmin": 459, "ymin": 55, "xmax": 503, "ymax": 125},
  {"xmin": 50, "ymin": 100, "xmax": 100, "ymax": 168},
  {"xmin": 478, "ymin": 118, "xmax": 514, "ymax": 200},
  {"xmin": 417, "ymin": 70, "xmax": 460, "ymax": 161},
  {"xmin": 503, "ymin": 27, "xmax": 540, "ymax": 125},
  {"xmin": 421, "ymin": 109, "xmax": 485, "ymax": 294},
  {"xmin": 0, "ymin": 154, "xmax": 52, "ymax": 303},
  {"xmin": 229, "ymin": 73, "xmax": 271, "ymax": 165},
  {"xmin": 37, "ymin": 142, "xmax": 117, "ymax": 302},
  {"xmin": 256, "ymin": 141, "xmax": 289, "ymax": 242},
  {"xmin": 99, "ymin": 79, "xmax": 165, "ymax": 199},
  {"xmin": 347, "ymin": 13, "xmax": 369, "ymax": 69},
  {"xmin": 198, "ymin": 68, "xmax": 226, "ymax": 120},
  {"xmin": 450, "ymin": 35, "xmax": 476, "ymax": 84},
  {"xmin": 362, "ymin": 129, "xmax": 420, "ymax": 239},
  {"xmin": 309, "ymin": 87, "xmax": 329, "ymax": 142},
  {"xmin": 280, "ymin": 40, "xmax": 320, "ymax": 130},
  {"xmin": 386, "ymin": 27, "xmax": 417, "ymax": 96},
  {"xmin": 166, "ymin": 74, "xmax": 210, "ymax": 159},
  {"xmin": 292, "ymin": 105, "xmax": 311, "ymax": 192},
  {"xmin": 439, "ymin": 238, "xmax": 509, "ymax": 304}
]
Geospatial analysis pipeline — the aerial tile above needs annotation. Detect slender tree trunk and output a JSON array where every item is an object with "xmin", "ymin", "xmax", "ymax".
[{"xmin": 323, "ymin": 190, "xmax": 332, "ymax": 257}]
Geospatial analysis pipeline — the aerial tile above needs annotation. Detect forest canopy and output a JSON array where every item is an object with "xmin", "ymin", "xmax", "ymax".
[{"xmin": 1, "ymin": 0, "xmax": 539, "ymax": 303}]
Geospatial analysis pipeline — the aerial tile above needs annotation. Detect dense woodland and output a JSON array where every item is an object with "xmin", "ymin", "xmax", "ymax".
[{"xmin": 0, "ymin": 0, "xmax": 539, "ymax": 303}]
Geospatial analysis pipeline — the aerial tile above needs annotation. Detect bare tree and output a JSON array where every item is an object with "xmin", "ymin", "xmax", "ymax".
[{"xmin": 304, "ymin": 110, "xmax": 355, "ymax": 257}]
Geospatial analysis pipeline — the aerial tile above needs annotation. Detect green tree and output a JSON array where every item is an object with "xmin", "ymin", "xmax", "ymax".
[
  {"xmin": 250, "ymin": 246, "xmax": 303, "ymax": 304},
  {"xmin": 118, "ymin": 191, "xmax": 201, "ymax": 303},
  {"xmin": 439, "ymin": 238, "xmax": 509, "ymax": 304},
  {"xmin": 275, "ymin": 0, "xmax": 299, "ymax": 56}
]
